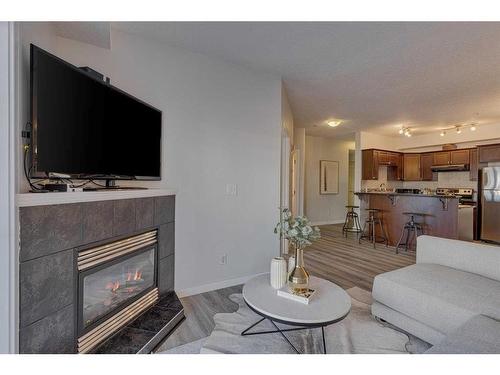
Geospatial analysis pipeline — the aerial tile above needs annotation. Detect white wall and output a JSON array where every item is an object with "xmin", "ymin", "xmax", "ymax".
[
  {"xmin": 304, "ymin": 136, "xmax": 354, "ymax": 225},
  {"xmin": 18, "ymin": 24, "xmax": 282, "ymax": 295},
  {"xmin": 358, "ymin": 131, "xmax": 400, "ymax": 151}
]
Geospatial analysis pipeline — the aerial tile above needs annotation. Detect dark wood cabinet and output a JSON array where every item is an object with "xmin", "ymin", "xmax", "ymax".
[
  {"xmin": 362, "ymin": 149, "xmax": 403, "ymax": 181},
  {"xmin": 433, "ymin": 149, "xmax": 470, "ymax": 165},
  {"xmin": 450, "ymin": 149, "xmax": 470, "ymax": 164},
  {"xmin": 470, "ymin": 148, "xmax": 478, "ymax": 181},
  {"xmin": 433, "ymin": 151, "xmax": 451, "ymax": 165},
  {"xmin": 362, "ymin": 149, "xmax": 379, "ymax": 180},
  {"xmin": 377, "ymin": 151, "xmax": 389, "ymax": 165},
  {"xmin": 362, "ymin": 147, "xmax": 477, "ymax": 182},
  {"xmin": 478, "ymin": 143, "xmax": 500, "ymax": 163},
  {"xmin": 392, "ymin": 153, "xmax": 403, "ymax": 181},
  {"xmin": 421, "ymin": 153, "xmax": 436, "ymax": 181},
  {"xmin": 403, "ymin": 154, "xmax": 422, "ymax": 181}
]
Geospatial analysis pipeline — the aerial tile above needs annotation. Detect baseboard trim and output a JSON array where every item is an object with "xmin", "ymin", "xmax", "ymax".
[
  {"xmin": 310, "ymin": 219, "xmax": 345, "ymax": 226},
  {"xmin": 176, "ymin": 272, "xmax": 268, "ymax": 298}
]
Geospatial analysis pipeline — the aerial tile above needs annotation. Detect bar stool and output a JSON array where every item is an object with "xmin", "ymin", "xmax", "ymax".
[
  {"xmin": 395, "ymin": 212, "xmax": 425, "ymax": 254},
  {"xmin": 342, "ymin": 205, "xmax": 362, "ymax": 237},
  {"xmin": 359, "ymin": 208, "xmax": 388, "ymax": 248}
]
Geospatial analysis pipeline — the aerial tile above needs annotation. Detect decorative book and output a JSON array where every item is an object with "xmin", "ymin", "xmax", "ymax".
[{"xmin": 277, "ymin": 286, "xmax": 316, "ymax": 304}]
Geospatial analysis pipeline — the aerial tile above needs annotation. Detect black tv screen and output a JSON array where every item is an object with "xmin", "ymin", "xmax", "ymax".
[{"xmin": 30, "ymin": 44, "xmax": 161, "ymax": 180}]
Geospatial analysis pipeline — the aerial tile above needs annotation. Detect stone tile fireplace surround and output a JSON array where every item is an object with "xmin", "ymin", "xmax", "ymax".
[{"xmin": 18, "ymin": 192, "xmax": 178, "ymax": 353}]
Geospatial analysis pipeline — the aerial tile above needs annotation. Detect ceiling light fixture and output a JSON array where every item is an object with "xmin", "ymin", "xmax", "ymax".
[
  {"xmin": 437, "ymin": 122, "xmax": 477, "ymax": 136},
  {"xmin": 399, "ymin": 127, "xmax": 414, "ymax": 137},
  {"xmin": 327, "ymin": 120, "xmax": 342, "ymax": 127}
]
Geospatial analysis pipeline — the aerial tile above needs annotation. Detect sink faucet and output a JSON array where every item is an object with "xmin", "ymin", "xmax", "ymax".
[{"xmin": 379, "ymin": 183, "xmax": 387, "ymax": 192}]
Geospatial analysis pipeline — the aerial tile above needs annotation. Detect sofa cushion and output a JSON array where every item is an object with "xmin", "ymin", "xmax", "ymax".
[
  {"xmin": 417, "ymin": 235, "xmax": 500, "ymax": 282},
  {"xmin": 426, "ymin": 315, "xmax": 500, "ymax": 354},
  {"xmin": 372, "ymin": 263, "xmax": 500, "ymax": 335}
]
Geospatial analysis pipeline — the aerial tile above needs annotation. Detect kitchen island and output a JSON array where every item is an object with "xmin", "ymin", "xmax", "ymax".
[{"xmin": 355, "ymin": 192, "xmax": 459, "ymax": 246}]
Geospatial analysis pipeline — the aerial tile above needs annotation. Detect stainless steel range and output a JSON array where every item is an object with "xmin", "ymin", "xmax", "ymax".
[
  {"xmin": 435, "ymin": 188, "xmax": 475, "ymax": 204},
  {"xmin": 435, "ymin": 188, "xmax": 476, "ymax": 241}
]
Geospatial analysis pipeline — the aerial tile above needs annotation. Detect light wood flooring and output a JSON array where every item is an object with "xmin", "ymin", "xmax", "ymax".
[
  {"xmin": 155, "ymin": 224, "xmax": 415, "ymax": 352},
  {"xmin": 304, "ymin": 224, "xmax": 415, "ymax": 291}
]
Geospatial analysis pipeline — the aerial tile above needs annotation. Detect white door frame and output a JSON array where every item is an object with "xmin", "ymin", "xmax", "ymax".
[
  {"xmin": 290, "ymin": 148, "xmax": 300, "ymax": 217},
  {"xmin": 0, "ymin": 21, "xmax": 17, "ymax": 353},
  {"xmin": 280, "ymin": 128, "xmax": 291, "ymax": 255}
]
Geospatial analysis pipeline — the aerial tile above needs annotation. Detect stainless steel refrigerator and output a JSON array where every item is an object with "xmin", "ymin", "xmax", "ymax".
[{"xmin": 480, "ymin": 167, "xmax": 500, "ymax": 243}]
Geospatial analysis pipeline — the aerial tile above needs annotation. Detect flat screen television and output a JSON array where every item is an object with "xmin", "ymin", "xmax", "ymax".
[{"xmin": 30, "ymin": 44, "xmax": 162, "ymax": 182}]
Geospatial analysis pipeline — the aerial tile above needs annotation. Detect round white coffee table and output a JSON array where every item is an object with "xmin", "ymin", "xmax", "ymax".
[{"xmin": 242, "ymin": 273, "xmax": 351, "ymax": 354}]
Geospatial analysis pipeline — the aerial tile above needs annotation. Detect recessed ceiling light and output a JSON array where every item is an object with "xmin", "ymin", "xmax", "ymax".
[
  {"xmin": 470, "ymin": 125, "xmax": 477, "ymax": 131},
  {"xmin": 327, "ymin": 120, "xmax": 342, "ymax": 127},
  {"xmin": 440, "ymin": 131, "xmax": 445, "ymax": 137},
  {"xmin": 456, "ymin": 127, "xmax": 462, "ymax": 134}
]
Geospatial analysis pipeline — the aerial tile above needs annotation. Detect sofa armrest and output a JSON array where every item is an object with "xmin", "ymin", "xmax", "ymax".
[{"xmin": 416, "ymin": 235, "xmax": 500, "ymax": 282}]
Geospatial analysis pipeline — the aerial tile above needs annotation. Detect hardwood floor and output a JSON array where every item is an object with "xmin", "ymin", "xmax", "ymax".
[
  {"xmin": 304, "ymin": 224, "xmax": 415, "ymax": 291},
  {"xmin": 156, "ymin": 223, "xmax": 415, "ymax": 352},
  {"xmin": 155, "ymin": 285, "xmax": 242, "ymax": 352}
]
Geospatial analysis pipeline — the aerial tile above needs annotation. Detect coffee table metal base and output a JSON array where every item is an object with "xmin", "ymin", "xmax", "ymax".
[{"xmin": 241, "ymin": 317, "xmax": 327, "ymax": 354}]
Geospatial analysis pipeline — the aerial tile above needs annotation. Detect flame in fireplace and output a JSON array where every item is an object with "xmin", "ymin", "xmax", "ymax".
[
  {"xmin": 134, "ymin": 270, "xmax": 142, "ymax": 280},
  {"xmin": 105, "ymin": 269, "xmax": 144, "ymax": 295},
  {"xmin": 105, "ymin": 281, "xmax": 120, "ymax": 293},
  {"xmin": 126, "ymin": 269, "xmax": 143, "ymax": 282}
]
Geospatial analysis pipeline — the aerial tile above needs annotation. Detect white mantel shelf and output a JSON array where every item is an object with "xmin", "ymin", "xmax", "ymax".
[{"xmin": 16, "ymin": 188, "xmax": 177, "ymax": 207}]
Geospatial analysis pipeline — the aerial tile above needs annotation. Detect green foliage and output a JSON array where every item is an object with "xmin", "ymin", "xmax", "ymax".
[{"xmin": 274, "ymin": 208, "xmax": 321, "ymax": 249}]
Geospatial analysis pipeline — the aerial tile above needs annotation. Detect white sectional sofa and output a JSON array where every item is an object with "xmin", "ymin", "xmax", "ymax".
[{"xmin": 372, "ymin": 235, "xmax": 500, "ymax": 353}]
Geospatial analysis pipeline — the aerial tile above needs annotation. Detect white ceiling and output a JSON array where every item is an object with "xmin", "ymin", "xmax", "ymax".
[{"xmin": 111, "ymin": 22, "xmax": 500, "ymax": 138}]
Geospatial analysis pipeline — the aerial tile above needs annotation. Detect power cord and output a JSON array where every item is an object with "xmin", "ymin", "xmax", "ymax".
[{"xmin": 23, "ymin": 145, "xmax": 46, "ymax": 191}]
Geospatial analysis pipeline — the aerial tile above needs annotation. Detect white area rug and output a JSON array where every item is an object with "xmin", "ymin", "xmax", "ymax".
[{"xmin": 160, "ymin": 287, "xmax": 430, "ymax": 354}]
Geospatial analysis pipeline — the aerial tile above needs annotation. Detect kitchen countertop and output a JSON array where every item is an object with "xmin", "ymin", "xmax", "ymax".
[{"xmin": 355, "ymin": 191, "xmax": 459, "ymax": 198}]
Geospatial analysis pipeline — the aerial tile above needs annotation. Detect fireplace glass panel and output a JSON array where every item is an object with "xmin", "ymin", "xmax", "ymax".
[{"xmin": 82, "ymin": 247, "xmax": 155, "ymax": 328}]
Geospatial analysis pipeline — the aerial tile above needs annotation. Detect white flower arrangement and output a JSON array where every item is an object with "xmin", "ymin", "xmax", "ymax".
[{"xmin": 274, "ymin": 208, "xmax": 321, "ymax": 250}]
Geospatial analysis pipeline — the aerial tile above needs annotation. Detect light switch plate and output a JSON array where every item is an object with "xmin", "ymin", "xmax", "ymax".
[{"xmin": 225, "ymin": 183, "xmax": 238, "ymax": 196}]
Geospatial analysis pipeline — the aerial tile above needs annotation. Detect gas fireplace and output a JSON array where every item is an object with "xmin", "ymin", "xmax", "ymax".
[{"xmin": 77, "ymin": 230, "xmax": 159, "ymax": 353}]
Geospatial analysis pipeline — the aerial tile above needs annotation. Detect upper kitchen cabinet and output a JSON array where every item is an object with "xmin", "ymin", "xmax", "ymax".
[
  {"xmin": 421, "ymin": 153, "xmax": 437, "ymax": 181},
  {"xmin": 470, "ymin": 148, "xmax": 478, "ymax": 181},
  {"xmin": 403, "ymin": 154, "xmax": 422, "ymax": 181},
  {"xmin": 362, "ymin": 149, "xmax": 403, "ymax": 181},
  {"xmin": 478, "ymin": 143, "xmax": 500, "ymax": 163},
  {"xmin": 451, "ymin": 149, "xmax": 470, "ymax": 164},
  {"xmin": 433, "ymin": 149, "xmax": 470, "ymax": 165},
  {"xmin": 377, "ymin": 151, "xmax": 400, "ymax": 166},
  {"xmin": 433, "ymin": 151, "xmax": 451, "ymax": 166},
  {"xmin": 362, "ymin": 149, "xmax": 379, "ymax": 180}
]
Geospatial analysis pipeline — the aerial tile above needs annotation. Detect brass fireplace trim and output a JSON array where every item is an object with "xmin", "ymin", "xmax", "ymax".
[
  {"xmin": 78, "ymin": 288, "xmax": 159, "ymax": 353},
  {"xmin": 78, "ymin": 230, "xmax": 157, "ymax": 271}
]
